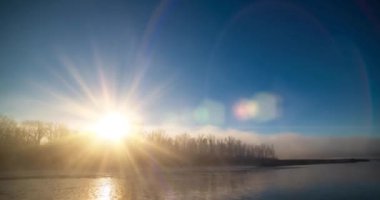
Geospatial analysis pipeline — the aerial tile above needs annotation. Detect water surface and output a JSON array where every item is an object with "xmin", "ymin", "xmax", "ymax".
[{"xmin": 0, "ymin": 162, "xmax": 379, "ymax": 200}]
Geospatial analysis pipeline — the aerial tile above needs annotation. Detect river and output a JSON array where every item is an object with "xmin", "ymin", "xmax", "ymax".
[{"xmin": 0, "ymin": 161, "xmax": 379, "ymax": 199}]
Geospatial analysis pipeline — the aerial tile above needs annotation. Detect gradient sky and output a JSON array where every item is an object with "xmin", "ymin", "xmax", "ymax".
[{"xmin": 1, "ymin": 0, "xmax": 379, "ymax": 136}]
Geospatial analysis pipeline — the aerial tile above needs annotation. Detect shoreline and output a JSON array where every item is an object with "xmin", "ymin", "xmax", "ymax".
[{"xmin": 259, "ymin": 158, "xmax": 370, "ymax": 167}]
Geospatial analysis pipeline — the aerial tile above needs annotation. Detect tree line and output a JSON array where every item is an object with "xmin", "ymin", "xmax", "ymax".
[
  {"xmin": 0, "ymin": 115, "xmax": 276, "ymax": 170},
  {"xmin": 140, "ymin": 132, "xmax": 276, "ymax": 165},
  {"xmin": 0, "ymin": 116, "xmax": 75, "ymax": 146}
]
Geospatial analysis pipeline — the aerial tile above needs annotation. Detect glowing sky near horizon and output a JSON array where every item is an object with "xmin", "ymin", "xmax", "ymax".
[{"xmin": 0, "ymin": 0, "xmax": 379, "ymax": 136}]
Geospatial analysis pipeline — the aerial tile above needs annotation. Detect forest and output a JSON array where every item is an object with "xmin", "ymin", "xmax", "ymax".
[{"xmin": 0, "ymin": 115, "xmax": 276, "ymax": 171}]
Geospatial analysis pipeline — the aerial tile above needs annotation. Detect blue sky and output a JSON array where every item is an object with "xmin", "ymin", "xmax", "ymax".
[{"xmin": 0, "ymin": 0, "xmax": 379, "ymax": 136}]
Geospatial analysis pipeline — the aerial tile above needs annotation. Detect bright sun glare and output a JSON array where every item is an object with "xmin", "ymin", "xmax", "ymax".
[{"xmin": 94, "ymin": 112, "xmax": 131, "ymax": 141}]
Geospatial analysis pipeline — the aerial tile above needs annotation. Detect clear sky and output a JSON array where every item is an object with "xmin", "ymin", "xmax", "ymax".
[{"xmin": 1, "ymin": 0, "xmax": 379, "ymax": 136}]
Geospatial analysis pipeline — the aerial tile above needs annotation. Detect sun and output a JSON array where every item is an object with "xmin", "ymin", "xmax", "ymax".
[{"xmin": 93, "ymin": 111, "xmax": 131, "ymax": 141}]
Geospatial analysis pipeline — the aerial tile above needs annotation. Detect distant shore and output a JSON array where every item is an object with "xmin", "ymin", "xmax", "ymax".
[{"xmin": 259, "ymin": 158, "xmax": 370, "ymax": 167}]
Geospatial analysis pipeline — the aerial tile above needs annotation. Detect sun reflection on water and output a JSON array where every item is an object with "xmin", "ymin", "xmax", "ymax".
[{"xmin": 91, "ymin": 177, "xmax": 115, "ymax": 200}]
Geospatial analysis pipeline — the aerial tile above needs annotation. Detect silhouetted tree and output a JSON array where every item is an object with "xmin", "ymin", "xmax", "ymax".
[{"xmin": 0, "ymin": 115, "xmax": 276, "ymax": 170}]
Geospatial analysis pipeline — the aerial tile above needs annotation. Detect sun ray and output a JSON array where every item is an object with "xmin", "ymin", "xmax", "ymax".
[{"xmin": 59, "ymin": 56, "xmax": 99, "ymax": 106}]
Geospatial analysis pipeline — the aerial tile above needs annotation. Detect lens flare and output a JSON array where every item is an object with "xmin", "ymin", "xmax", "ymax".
[
  {"xmin": 234, "ymin": 92, "xmax": 281, "ymax": 122},
  {"xmin": 234, "ymin": 99, "xmax": 259, "ymax": 120}
]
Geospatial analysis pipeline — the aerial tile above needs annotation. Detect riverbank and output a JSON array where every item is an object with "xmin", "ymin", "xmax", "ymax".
[{"xmin": 259, "ymin": 158, "xmax": 370, "ymax": 167}]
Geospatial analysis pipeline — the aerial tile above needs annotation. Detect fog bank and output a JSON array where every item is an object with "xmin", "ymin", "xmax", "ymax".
[{"xmin": 155, "ymin": 125, "xmax": 380, "ymax": 159}]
